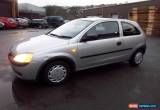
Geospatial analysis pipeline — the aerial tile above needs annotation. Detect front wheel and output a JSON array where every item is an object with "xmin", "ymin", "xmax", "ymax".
[
  {"xmin": 42, "ymin": 61, "xmax": 71, "ymax": 85},
  {"xmin": 129, "ymin": 50, "xmax": 144, "ymax": 66}
]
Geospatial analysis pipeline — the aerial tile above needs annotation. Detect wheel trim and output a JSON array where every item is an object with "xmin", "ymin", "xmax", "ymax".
[
  {"xmin": 135, "ymin": 52, "xmax": 143, "ymax": 64},
  {"xmin": 48, "ymin": 65, "xmax": 67, "ymax": 83}
]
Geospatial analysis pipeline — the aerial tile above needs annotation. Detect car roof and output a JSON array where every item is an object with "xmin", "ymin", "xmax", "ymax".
[{"xmin": 79, "ymin": 17, "xmax": 136, "ymax": 23}]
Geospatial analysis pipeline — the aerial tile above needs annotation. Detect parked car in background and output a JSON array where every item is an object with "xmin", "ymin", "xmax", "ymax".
[
  {"xmin": 0, "ymin": 22, "xmax": 4, "ymax": 30},
  {"xmin": 0, "ymin": 17, "xmax": 17, "ymax": 29},
  {"xmin": 22, "ymin": 17, "xmax": 31, "ymax": 24},
  {"xmin": 8, "ymin": 18, "xmax": 146, "ymax": 85},
  {"xmin": 64, "ymin": 20, "xmax": 70, "ymax": 23},
  {"xmin": 44, "ymin": 16, "xmax": 64, "ymax": 28},
  {"xmin": 29, "ymin": 19, "xmax": 48, "ymax": 28},
  {"xmin": 15, "ymin": 18, "xmax": 29, "ymax": 28}
]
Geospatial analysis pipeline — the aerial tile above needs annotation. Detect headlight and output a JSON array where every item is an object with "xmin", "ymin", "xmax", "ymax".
[{"xmin": 13, "ymin": 54, "xmax": 33, "ymax": 64}]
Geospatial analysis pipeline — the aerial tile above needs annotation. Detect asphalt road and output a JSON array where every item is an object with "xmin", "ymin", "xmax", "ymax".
[{"xmin": 0, "ymin": 29, "xmax": 160, "ymax": 110}]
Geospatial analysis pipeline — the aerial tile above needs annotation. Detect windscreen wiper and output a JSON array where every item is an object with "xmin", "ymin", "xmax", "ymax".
[
  {"xmin": 50, "ymin": 33, "xmax": 71, "ymax": 39},
  {"xmin": 49, "ymin": 33, "xmax": 60, "ymax": 37},
  {"xmin": 59, "ymin": 35, "xmax": 72, "ymax": 39}
]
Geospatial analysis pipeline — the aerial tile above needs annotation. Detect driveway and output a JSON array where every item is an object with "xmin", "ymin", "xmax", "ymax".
[{"xmin": 0, "ymin": 29, "xmax": 160, "ymax": 110}]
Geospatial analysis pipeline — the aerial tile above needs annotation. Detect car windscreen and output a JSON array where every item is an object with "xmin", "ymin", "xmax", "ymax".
[
  {"xmin": 32, "ymin": 19, "xmax": 44, "ymax": 23},
  {"xmin": 49, "ymin": 20, "xmax": 93, "ymax": 38},
  {"xmin": 47, "ymin": 17, "xmax": 63, "ymax": 22}
]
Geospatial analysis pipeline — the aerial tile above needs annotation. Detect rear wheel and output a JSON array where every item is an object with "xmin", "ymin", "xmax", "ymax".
[
  {"xmin": 42, "ymin": 61, "xmax": 71, "ymax": 85},
  {"xmin": 129, "ymin": 50, "xmax": 144, "ymax": 66}
]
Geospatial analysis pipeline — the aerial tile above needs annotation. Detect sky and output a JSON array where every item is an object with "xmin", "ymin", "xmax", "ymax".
[{"xmin": 18, "ymin": 0, "xmax": 148, "ymax": 7}]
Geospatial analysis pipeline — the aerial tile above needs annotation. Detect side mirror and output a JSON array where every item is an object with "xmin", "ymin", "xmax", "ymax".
[{"xmin": 81, "ymin": 34, "xmax": 98, "ymax": 42}]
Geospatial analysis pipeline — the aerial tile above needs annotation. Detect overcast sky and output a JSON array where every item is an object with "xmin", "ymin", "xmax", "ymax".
[{"xmin": 18, "ymin": 0, "xmax": 147, "ymax": 7}]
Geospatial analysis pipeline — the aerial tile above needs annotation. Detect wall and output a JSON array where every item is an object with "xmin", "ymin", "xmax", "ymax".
[
  {"xmin": 83, "ymin": 0, "xmax": 160, "ymax": 19},
  {"xmin": 130, "ymin": 6, "xmax": 160, "ymax": 36},
  {"xmin": 0, "ymin": 0, "xmax": 12, "ymax": 17},
  {"xmin": 83, "ymin": 7, "xmax": 102, "ymax": 17},
  {"xmin": 0, "ymin": 0, "xmax": 18, "ymax": 17}
]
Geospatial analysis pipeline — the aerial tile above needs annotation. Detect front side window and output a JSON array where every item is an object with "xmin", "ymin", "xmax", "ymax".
[
  {"xmin": 86, "ymin": 21, "xmax": 120, "ymax": 40},
  {"xmin": 122, "ymin": 22, "xmax": 141, "ymax": 36}
]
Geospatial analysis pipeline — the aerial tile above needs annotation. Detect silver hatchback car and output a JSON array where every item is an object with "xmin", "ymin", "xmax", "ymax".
[{"xmin": 8, "ymin": 18, "xmax": 146, "ymax": 85}]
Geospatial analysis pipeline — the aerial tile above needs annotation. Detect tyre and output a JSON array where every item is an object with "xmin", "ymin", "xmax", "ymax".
[
  {"xmin": 42, "ymin": 61, "xmax": 71, "ymax": 85},
  {"xmin": 129, "ymin": 50, "xmax": 144, "ymax": 66}
]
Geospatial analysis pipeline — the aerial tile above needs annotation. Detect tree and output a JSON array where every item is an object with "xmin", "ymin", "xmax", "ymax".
[{"xmin": 44, "ymin": 5, "xmax": 67, "ymax": 19}]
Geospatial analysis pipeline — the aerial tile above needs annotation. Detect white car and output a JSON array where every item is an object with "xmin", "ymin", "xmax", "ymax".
[
  {"xmin": 9, "ymin": 18, "xmax": 146, "ymax": 85},
  {"xmin": 15, "ymin": 18, "xmax": 29, "ymax": 28}
]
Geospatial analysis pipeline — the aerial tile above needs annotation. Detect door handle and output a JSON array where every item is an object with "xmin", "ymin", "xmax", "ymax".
[{"xmin": 117, "ymin": 41, "xmax": 122, "ymax": 46}]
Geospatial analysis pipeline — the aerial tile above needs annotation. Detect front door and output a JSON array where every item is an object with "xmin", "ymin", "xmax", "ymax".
[{"xmin": 77, "ymin": 21, "xmax": 124, "ymax": 70}]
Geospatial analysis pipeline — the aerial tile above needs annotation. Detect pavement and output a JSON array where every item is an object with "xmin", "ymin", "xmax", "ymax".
[{"xmin": 0, "ymin": 28, "xmax": 160, "ymax": 110}]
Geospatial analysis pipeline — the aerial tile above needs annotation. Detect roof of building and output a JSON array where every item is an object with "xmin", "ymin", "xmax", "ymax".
[{"xmin": 18, "ymin": 3, "xmax": 46, "ymax": 15}]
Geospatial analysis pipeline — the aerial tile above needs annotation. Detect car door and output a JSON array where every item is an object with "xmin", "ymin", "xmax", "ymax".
[
  {"xmin": 77, "ymin": 21, "xmax": 124, "ymax": 70},
  {"xmin": 120, "ymin": 21, "xmax": 142, "ymax": 57}
]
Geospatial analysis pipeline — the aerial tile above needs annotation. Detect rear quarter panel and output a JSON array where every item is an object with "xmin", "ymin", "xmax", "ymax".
[{"xmin": 120, "ymin": 20, "xmax": 146, "ymax": 58}]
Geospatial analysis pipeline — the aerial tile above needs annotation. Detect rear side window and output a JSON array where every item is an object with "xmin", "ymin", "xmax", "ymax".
[{"xmin": 121, "ymin": 22, "xmax": 141, "ymax": 36}]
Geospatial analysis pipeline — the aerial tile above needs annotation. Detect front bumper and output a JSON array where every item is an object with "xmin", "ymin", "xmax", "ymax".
[
  {"xmin": 8, "ymin": 53, "xmax": 42, "ymax": 80},
  {"xmin": 10, "ymin": 62, "xmax": 41, "ymax": 80}
]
